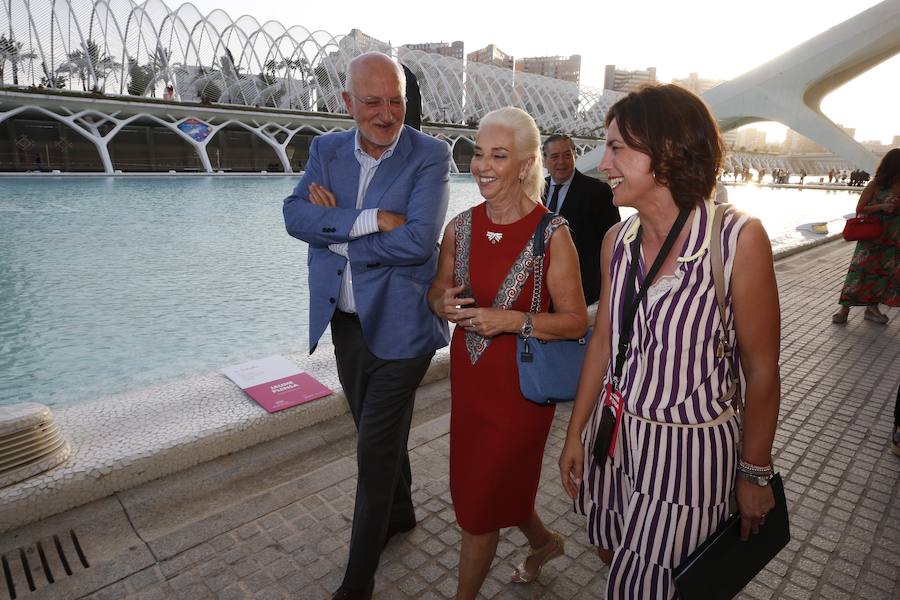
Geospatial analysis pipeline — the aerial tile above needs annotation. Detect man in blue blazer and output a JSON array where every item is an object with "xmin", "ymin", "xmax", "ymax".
[{"xmin": 283, "ymin": 52, "xmax": 450, "ymax": 600}]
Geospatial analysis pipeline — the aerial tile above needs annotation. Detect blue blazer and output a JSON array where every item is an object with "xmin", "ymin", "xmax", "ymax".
[{"xmin": 283, "ymin": 125, "xmax": 451, "ymax": 360}]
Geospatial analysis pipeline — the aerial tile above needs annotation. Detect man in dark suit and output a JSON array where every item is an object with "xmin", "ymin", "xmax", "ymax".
[
  {"xmin": 542, "ymin": 134, "xmax": 620, "ymax": 305},
  {"xmin": 283, "ymin": 52, "xmax": 450, "ymax": 600}
]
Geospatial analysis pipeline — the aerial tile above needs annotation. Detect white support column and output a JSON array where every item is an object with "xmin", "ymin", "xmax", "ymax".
[
  {"xmin": 247, "ymin": 122, "xmax": 297, "ymax": 173},
  {"xmin": 703, "ymin": 0, "xmax": 899, "ymax": 173},
  {"xmin": 64, "ymin": 111, "xmax": 117, "ymax": 174},
  {"xmin": 191, "ymin": 138, "xmax": 214, "ymax": 173},
  {"xmin": 167, "ymin": 117, "xmax": 221, "ymax": 173}
]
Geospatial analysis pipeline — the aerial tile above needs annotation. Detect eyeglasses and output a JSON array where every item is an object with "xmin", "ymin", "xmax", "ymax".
[{"xmin": 350, "ymin": 94, "xmax": 406, "ymax": 111}]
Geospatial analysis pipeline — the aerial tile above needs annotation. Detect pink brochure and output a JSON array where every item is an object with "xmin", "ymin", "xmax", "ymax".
[{"xmin": 221, "ymin": 355, "xmax": 332, "ymax": 413}]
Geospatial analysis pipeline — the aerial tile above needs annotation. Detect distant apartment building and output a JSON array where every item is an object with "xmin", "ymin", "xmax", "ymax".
[
  {"xmin": 861, "ymin": 140, "xmax": 891, "ymax": 153},
  {"xmin": 341, "ymin": 29, "xmax": 391, "ymax": 54},
  {"xmin": 721, "ymin": 129, "xmax": 739, "ymax": 149},
  {"xmin": 515, "ymin": 55, "xmax": 581, "ymax": 84},
  {"xmin": 893, "ymin": 135, "xmax": 900, "ymax": 147},
  {"xmin": 403, "ymin": 41, "xmax": 464, "ymax": 60},
  {"xmin": 467, "ymin": 44, "xmax": 514, "ymax": 69},
  {"xmin": 735, "ymin": 127, "xmax": 768, "ymax": 152},
  {"xmin": 783, "ymin": 124, "xmax": 857, "ymax": 154},
  {"xmin": 604, "ymin": 65, "xmax": 657, "ymax": 92},
  {"xmin": 784, "ymin": 129, "xmax": 825, "ymax": 154},
  {"xmin": 672, "ymin": 72, "xmax": 723, "ymax": 95}
]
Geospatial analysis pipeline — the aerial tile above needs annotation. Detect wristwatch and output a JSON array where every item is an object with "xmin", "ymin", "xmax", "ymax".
[
  {"xmin": 736, "ymin": 470, "xmax": 774, "ymax": 487},
  {"xmin": 519, "ymin": 313, "xmax": 534, "ymax": 338}
]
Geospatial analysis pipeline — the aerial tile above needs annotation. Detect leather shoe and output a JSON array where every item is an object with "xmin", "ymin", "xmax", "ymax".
[
  {"xmin": 384, "ymin": 517, "xmax": 417, "ymax": 548},
  {"xmin": 331, "ymin": 585, "xmax": 373, "ymax": 600}
]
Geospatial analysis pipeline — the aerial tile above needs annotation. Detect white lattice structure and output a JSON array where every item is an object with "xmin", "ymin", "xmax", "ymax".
[
  {"xmin": 397, "ymin": 47, "xmax": 620, "ymax": 133},
  {"xmin": 724, "ymin": 152, "xmax": 861, "ymax": 176},
  {"xmin": 0, "ymin": 0, "xmax": 615, "ymax": 172},
  {"xmin": 0, "ymin": 0, "xmax": 620, "ymax": 131}
]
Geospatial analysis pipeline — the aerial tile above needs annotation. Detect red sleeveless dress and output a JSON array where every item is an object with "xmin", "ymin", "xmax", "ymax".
[{"xmin": 449, "ymin": 202, "xmax": 555, "ymax": 534}]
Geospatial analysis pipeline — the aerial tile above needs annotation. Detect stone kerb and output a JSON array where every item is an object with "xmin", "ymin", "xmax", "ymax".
[{"xmin": 0, "ymin": 342, "xmax": 450, "ymax": 533}]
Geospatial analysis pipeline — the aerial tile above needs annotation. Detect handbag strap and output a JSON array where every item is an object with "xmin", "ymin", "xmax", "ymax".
[
  {"xmin": 528, "ymin": 212, "xmax": 556, "ymax": 313},
  {"xmin": 613, "ymin": 208, "xmax": 691, "ymax": 385},
  {"xmin": 710, "ymin": 202, "xmax": 742, "ymax": 417}
]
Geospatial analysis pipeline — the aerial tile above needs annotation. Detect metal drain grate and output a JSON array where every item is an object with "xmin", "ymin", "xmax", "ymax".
[{"xmin": 1, "ymin": 530, "xmax": 89, "ymax": 599}]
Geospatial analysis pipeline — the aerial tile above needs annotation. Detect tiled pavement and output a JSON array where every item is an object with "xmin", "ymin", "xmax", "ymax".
[{"xmin": 4, "ymin": 238, "xmax": 899, "ymax": 600}]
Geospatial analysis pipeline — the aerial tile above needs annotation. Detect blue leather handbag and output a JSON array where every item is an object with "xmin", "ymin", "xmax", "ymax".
[
  {"xmin": 517, "ymin": 331, "xmax": 592, "ymax": 404},
  {"xmin": 516, "ymin": 213, "xmax": 590, "ymax": 405}
]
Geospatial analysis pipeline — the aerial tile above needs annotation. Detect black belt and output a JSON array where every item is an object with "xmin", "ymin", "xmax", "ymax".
[{"xmin": 334, "ymin": 310, "xmax": 360, "ymax": 322}]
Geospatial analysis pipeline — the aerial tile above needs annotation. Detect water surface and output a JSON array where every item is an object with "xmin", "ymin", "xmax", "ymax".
[{"xmin": 0, "ymin": 176, "xmax": 857, "ymax": 407}]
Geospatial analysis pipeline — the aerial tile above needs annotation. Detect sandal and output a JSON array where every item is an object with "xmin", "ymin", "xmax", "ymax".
[
  {"xmin": 510, "ymin": 531, "xmax": 565, "ymax": 584},
  {"xmin": 864, "ymin": 307, "xmax": 889, "ymax": 324},
  {"xmin": 831, "ymin": 310, "xmax": 848, "ymax": 324}
]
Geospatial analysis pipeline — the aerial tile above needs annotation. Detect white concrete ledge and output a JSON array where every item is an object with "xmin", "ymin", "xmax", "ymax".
[
  {"xmin": 0, "ymin": 341, "xmax": 449, "ymax": 533},
  {"xmin": 723, "ymin": 181, "xmax": 865, "ymax": 192},
  {"xmin": 772, "ymin": 231, "xmax": 844, "ymax": 261}
]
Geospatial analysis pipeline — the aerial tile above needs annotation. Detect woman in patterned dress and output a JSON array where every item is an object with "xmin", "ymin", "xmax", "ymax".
[
  {"xmin": 428, "ymin": 107, "xmax": 588, "ymax": 600},
  {"xmin": 558, "ymin": 85, "xmax": 782, "ymax": 599},
  {"xmin": 832, "ymin": 148, "xmax": 900, "ymax": 325}
]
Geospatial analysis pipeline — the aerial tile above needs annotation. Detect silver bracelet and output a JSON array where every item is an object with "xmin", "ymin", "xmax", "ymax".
[{"xmin": 738, "ymin": 459, "xmax": 773, "ymax": 475}]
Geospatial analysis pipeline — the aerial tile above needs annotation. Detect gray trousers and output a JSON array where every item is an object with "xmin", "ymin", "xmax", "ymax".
[{"xmin": 331, "ymin": 311, "xmax": 433, "ymax": 591}]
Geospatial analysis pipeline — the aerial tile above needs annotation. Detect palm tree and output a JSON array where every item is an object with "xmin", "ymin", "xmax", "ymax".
[
  {"xmin": 126, "ymin": 58, "xmax": 152, "ymax": 96},
  {"xmin": 279, "ymin": 56, "xmax": 312, "ymax": 109},
  {"xmin": 57, "ymin": 39, "xmax": 120, "ymax": 92},
  {"xmin": 218, "ymin": 48, "xmax": 258, "ymax": 105},
  {"xmin": 0, "ymin": 34, "xmax": 38, "ymax": 85},
  {"xmin": 257, "ymin": 58, "xmax": 284, "ymax": 107},
  {"xmin": 40, "ymin": 61, "xmax": 66, "ymax": 88},
  {"xmin": 192, "ymin": 66, "xmax": 222, "ymax": 104},
  {"xmin": 126, "ymin": 46, "xmax": 170, "ymax": 97}
]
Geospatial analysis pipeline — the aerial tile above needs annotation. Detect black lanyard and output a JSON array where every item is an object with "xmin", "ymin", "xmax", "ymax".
[{"xmin": 612, "ymin": 208, "xmax": 691, "ymax": 386}]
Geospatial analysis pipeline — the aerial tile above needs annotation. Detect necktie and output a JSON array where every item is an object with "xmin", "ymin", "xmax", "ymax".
[{"xmin": 547, "ymin": 183, "xmax": 562, "ymax": 213}]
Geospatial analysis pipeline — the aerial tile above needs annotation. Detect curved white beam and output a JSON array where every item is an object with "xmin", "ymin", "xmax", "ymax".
[{"xmin": 703, "ymin": 0, "xmax": 899, "ymax": 172}]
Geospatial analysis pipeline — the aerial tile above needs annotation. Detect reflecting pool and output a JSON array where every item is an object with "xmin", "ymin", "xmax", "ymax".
[{"xmin": 0, "ymin": 176, "xmax": 858, "ymax": 407}]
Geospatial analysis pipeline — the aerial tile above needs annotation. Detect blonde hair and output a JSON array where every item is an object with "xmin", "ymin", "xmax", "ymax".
[{"xmin": 478, "ymin": 107, "xmax": 545, "ymax": 201}]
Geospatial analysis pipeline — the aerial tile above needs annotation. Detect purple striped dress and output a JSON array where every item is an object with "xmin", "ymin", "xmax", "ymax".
[{"xmin": 575, "ymin": 200, "xmax": 753, "ymax": 599}]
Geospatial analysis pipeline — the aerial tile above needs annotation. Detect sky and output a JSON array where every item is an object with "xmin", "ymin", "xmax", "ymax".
[{"xmin": 182, "ymin": 0, "xmax": 899, "ymax": 144}]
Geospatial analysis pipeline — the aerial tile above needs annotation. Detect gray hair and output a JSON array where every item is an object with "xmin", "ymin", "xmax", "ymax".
[
  {"xmin": 344, "ymin": 52, "xmax": 406, "ymax": 96},
  {"xmin": 478, "ymin": 107, "xmax": 545, "ymax": 201}
]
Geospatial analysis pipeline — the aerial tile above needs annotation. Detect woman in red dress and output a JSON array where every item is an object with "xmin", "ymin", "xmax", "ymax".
[{"xmin": 429, "ymin": 107, "xmax": 588, "ymax": 599}]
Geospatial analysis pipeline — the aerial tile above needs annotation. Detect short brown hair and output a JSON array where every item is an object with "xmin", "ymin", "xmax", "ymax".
[{"xmin": 604, "ymin": 84, "xmax": 723, "ymax": 210}]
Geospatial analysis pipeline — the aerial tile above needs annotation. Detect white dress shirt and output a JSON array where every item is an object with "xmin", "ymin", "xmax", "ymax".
[
  {"xmin": 328, "ymin": 130, "xmax": 402, "ymax": 313},
  {"xmin": 547, "ymin": 172, "xmax": 575, "ymax": 213}
]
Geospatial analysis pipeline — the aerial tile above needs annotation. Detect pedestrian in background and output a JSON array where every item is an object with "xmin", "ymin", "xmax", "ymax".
[{"xmin": 832, "ymin": 148, "xmax": 899, "ymax": 325}]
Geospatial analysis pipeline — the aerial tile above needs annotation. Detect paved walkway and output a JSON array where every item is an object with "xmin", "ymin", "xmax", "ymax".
[{"xmin": 2, "ymin": 239, "xmax": 898, "ymax": 600}]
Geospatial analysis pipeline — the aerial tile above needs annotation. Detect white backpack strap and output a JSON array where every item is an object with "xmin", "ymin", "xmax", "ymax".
[{"xmin": 710, "ymin": 202, "xmax": 742, "ymax": 417}]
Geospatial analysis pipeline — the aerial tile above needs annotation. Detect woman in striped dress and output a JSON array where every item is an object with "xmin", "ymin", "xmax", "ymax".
[{"xmin": 558, "ymin": 85, "xmax": 782, "ymax": 599}]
